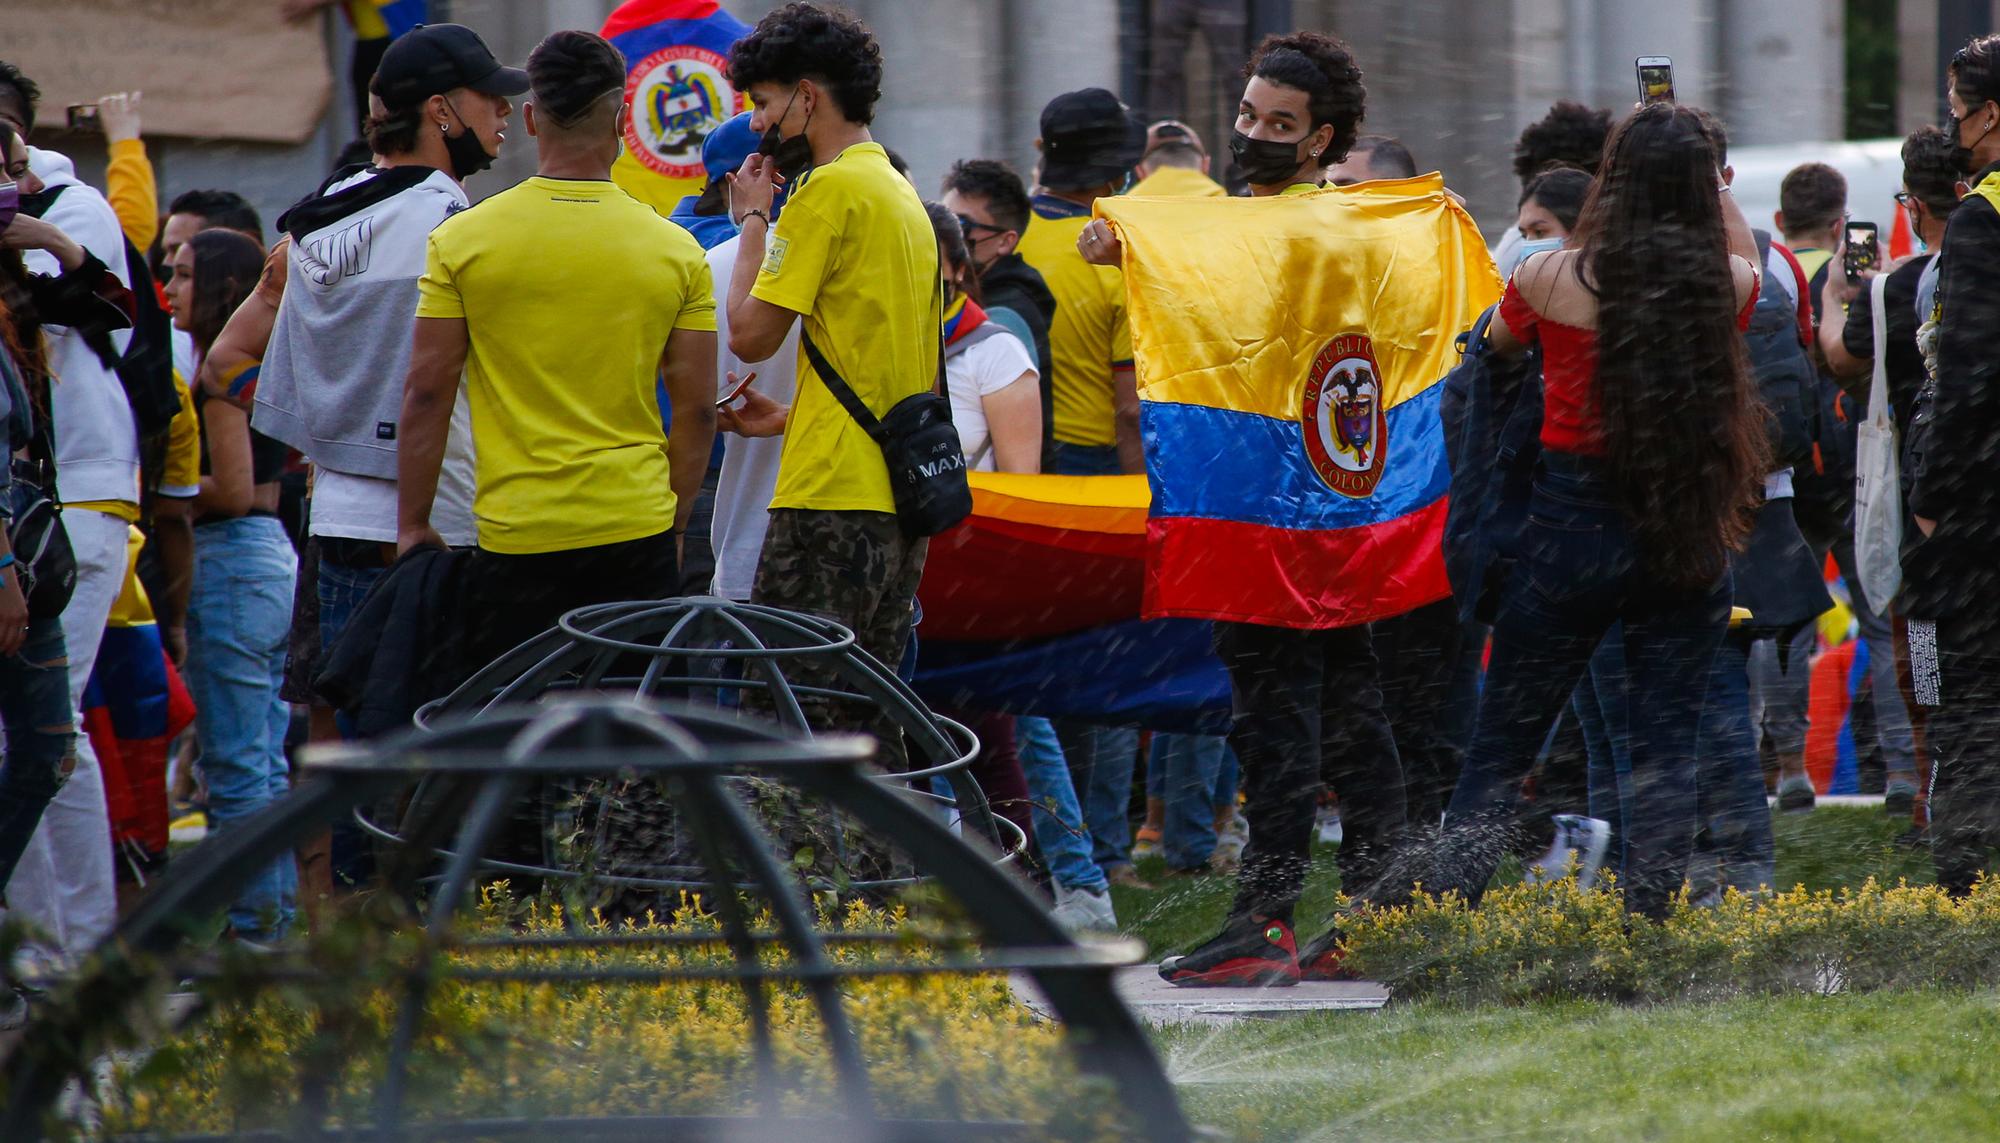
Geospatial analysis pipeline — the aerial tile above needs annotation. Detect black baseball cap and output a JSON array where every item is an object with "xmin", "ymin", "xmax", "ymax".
[
  {"xmin": 372, "ymin": 24, "xmax": 530, "ymax": 111},
  {"xmin": 1039, "ymin": 88, "xmax": 1146, "ymax": 190}
]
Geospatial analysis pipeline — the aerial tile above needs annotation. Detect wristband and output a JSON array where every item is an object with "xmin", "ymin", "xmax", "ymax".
[
  {"xmin": 739, "ymin": 208, "xmax": 769, "ymax": 227},
  {"xmin": 0, "ymin": 552, "xmax": 15, "ymax": 571}
]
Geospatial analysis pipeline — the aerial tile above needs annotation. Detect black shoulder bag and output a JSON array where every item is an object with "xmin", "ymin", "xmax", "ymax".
[
  {"xmin": 800, "ymin": 328, "xmax": 972, "ymax": 538},
  {"xmin": 8, "ymin": 412, "xmax": 78, "ymax": 621}
]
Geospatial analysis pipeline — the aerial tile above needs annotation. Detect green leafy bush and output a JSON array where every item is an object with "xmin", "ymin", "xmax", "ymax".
[{"xmin": 1342, "ymin": 874, "xmax": 2000, "ymax": 1006}]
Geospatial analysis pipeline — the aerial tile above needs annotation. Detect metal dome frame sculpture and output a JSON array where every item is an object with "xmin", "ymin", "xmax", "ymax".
[
  {"xmin": 385, "ymin": 597, "xmax": 1026, "ymax": 897},
  {"xmin": 0, "ymin": 700, "xmax": 1191, "ymax": 1142}
]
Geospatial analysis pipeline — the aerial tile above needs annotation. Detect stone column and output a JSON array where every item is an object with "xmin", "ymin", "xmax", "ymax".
[{"xmin": 1718, "ymin": 0, "xmax": 1843, "ymax": 147}]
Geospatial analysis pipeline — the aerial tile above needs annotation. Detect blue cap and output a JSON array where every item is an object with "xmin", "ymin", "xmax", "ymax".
[{"xmin": 701, "ymin": 112, "xmax": 760, "ymax": 182}]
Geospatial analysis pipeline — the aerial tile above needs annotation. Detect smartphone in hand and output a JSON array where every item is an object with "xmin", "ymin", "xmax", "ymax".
[
  {"xmin": 66, "ymin": 103, "xmax": 100, "ymax": 132},
  {"xmin": 1843, "ymin": 221, "xmax": 1880, "ymax": 279},
  {"xmin": 1636, "ymin": 57, "xmax": 1675, "ymax": 105}
]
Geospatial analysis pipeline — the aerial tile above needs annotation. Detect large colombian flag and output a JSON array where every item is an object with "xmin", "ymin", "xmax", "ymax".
[
  {"xmin": 601, "ymin": 0, "xmax": 754, "ymax": 218},
  {"xmin": 1096, "ymin": 175, "xmax": 1501, "ymax": 629}
]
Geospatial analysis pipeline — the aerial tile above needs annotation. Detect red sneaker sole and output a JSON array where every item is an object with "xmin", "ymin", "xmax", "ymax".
[{"xmin": 1163, "ymin": 957, "xmax": 1301, "ymax": 988}]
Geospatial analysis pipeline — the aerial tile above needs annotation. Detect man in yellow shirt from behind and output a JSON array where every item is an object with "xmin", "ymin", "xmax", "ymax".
[{"xmin": 397, "ymin": 30, "xmax": 717, "ymax": 671}]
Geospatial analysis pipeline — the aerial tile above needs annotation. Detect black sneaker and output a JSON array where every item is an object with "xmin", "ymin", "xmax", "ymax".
[
  {"xmin": 1884, "ymin": 782, "xmax": 1918, "ymax": 819},
  {"xmin": 1776, "ymin": 777, "xmax": 1816, "ymax": 813},
  {"xmin": 1157, "ymin": 918, "xmax": 1300, "ymax": 987}
]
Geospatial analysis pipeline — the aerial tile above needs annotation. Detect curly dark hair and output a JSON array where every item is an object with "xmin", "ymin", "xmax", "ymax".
[
  {"xmin": 1241, "ymin": 31, "xmax": 1366, "ymax": 164},
  {"xmin": 1903, "ymin": 126, "xmax": 1964, "ymax": 218},
  {"xmin": 1570, "ymin": 103, "xmax": 1768, "ymax": 587},
  {"xmin": 0, "ymin": 59, "xmax": 40, "ymax": 131},
  {"xmin": 729, "ymin": 3, "xmax": 884, "ymax": 126},
  {"xmin": 1512, "ymin": 100, "xmax": 1613, "ymax": 186},
  {"xmin": 940, "ymin": 159, "xmax": 1031, "ymax": 235}
]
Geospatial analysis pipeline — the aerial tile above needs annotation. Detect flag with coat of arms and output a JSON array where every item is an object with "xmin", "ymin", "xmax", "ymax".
[
  {"xmin": 601, "ymin": 0, "xmax": 754, "ymax": 217},
  {"xmin": 1095, "ymin": 175, "xmax": 1501, "ymax": 629}
]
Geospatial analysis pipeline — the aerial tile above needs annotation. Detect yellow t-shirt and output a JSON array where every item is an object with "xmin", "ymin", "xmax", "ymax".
[
  {"xmin": 415, "ymin": 176, "xmax": 716, "ymax": 555},
  {"xmin": 751, "ymin": 142, "xmax": 940, "ymax": 513},
  {"xmin": 1129, "ymin": 166, "xmax": 1226, "ymax": 198},
  {"xmin": 1014, "ymin": 197, "xmax": 1133, "ymax": 448},
  {"xmin": 157, "ymin": 371, "xmax": 202, "ymax": 499}
]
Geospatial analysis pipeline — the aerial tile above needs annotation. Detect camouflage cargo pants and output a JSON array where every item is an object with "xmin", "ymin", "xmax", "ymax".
[{"xmin": 751, "ymin": 508, "xmax": 928, "ymax": 772}]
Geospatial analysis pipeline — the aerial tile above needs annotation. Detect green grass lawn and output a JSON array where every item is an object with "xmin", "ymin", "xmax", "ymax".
[{"xmin": 1116, "ymin": 807, "xmax": 2000, "ymax": 1142}]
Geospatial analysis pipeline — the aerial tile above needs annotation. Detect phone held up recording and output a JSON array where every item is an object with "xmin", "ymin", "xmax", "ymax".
[
  {"xmin": 1636, "ymin": 57, "xmax": 1675, "ymax": 105},
  {"xmin": 1844, "ymin": 221, "xmax": 1880, "ymax": 279}
]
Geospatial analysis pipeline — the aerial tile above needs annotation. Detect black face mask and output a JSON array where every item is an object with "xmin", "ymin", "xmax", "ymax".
[
  {"xmin": 759, "ymin": 85, "xmax": 815, "ymax": 182},
  {"xmin": 441, "ymin": 98, "xmax": 495, "ymax": 181},
  {"xmin": 1949, "ymin": 106, "xmax": 1996, "ymax": 173},
  {"xmin": 1229, "ymin": 129, "xmax": 1310, "ymax": 187}
]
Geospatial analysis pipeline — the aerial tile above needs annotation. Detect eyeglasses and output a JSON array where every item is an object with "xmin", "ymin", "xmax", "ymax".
[{"xmin": 953, "ymin": 212, "xmax": 1006, "ymax": 240}]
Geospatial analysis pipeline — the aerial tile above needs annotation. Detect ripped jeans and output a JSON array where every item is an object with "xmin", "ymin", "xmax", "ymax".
[{"xmin": 0, "ymin": 615, "xmax": 74, "ymax": 895}]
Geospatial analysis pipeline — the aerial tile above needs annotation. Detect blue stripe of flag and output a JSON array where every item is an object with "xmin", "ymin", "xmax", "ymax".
[{"xmin": 1142, "ymin": 384, "xmax": 1448, "ymax": 532}]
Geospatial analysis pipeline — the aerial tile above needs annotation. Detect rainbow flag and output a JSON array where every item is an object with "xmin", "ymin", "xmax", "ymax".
[
  {"xmin": 601, "ymin": 0, "xmax": 753, "ymax": 218},
  {"xmin": 1095, "ymin": 176, "xmax": 1500, "ymax": 629}
]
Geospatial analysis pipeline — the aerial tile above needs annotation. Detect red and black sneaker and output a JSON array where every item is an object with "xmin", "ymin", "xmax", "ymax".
[
  {"xmin": 1157, "ymin": 918, "xmax": 1300, "ymax": 987},
  {"xmin": 1297, "ymin": 925, "xmax": 1359, "ymax": 982}
]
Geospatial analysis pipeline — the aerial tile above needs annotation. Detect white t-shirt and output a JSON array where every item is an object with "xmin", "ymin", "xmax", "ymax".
[
  {"xmin": 946, "ymin": 328, "xmax": 1037, "ymax": 472},
  {"xmin": 309, "ymin": 381, "xmax": 479, "ymax": 547},
  {"xmin": 707, "ymin": 235, "xmax": 801, "ymax": 601}
]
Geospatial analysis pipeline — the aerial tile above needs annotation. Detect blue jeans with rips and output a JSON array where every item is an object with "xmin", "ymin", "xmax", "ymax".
[
  {"xmin": 187, "ymin": 516, "xmax": 298, "ymax": 941},
  {"xmin": 1015, "ymin": 715, "xmax": 1108, "ymax": 893}
]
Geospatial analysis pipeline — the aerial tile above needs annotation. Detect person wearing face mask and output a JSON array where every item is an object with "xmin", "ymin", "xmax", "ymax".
[
  {"xmin": 717, "ymin": 2, "xmax": 941, "ymax": 775},
  {"xmin": 1080, "ymin": 31, "xmax": 1414, "ymax": 986},
  {"xmin": 252, "ymin": 23, "xmax": 521, "ymax": 733},
  {"xmin": 1906, "ymin": 33, "xmax": 2000, "ymax": 897},
  {"xmin": 1502, "ymin": 165, "xmax": 1589, "ymax": 273},
  {"xmin": 940, "ymin": 159, "xmax": 1056, "ymax": 466}
]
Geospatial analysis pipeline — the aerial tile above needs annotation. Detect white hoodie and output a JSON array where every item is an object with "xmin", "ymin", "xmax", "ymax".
[{"xmin": 26, "ymin": 146, "xmax": 140, "ymax": 508}]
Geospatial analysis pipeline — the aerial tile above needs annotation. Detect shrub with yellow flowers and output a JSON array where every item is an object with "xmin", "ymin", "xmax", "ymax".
[
  {"xmin": 1341, "ymin": 873, "xmax": 2000, "ymax": 1006},
  {"xmin": 91, "ymin": 884, "xmax": 1133, "ymax": 1140}
]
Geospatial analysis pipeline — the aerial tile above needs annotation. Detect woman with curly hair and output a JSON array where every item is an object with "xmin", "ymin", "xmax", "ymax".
[{"xmin": 1082, "ymin": 31, "xmax": 1408, "ymax": 987}]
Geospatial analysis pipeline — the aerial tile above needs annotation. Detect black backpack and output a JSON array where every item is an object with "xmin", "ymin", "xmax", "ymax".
[{"xmin": 1746, "ymin": 231, "xmax": 1818, "ymax": 469}]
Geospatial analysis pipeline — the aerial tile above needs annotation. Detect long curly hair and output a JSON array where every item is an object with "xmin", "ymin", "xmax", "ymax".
[{"xmin": 1569, "ymin": 103, "xmax": 1768, "ymax": 588}]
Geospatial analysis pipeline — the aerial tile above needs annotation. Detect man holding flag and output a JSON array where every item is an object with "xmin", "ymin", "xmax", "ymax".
[
  {"xmin": 600, "ymin": 0, "xmax": 754, "ymax": 219},
  {"xmin": 1083, "ymin": 31, "xmax": 1500, "ymax": 986}
]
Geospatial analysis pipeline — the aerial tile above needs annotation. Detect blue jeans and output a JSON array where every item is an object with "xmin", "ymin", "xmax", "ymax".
[
  {"xmin": 1047, "ymin": 441, "xmax": 1124, "ymax": 476},
  {"xmin": 0, "ymin": 615, "xmax": 73, "ymax": 893},
  {"xmin": 1057, "ymin": 721, "xmax": 1141, "ymax": 870},
  {"xmin": 187, "ymin": 516, "xmax": 298, "ymax": 941},
  {"xmin": 1438, "ymin": 455, "xmax": 1730, "ymax": 919},
  {"xmin": 1015, "ymin": 715, "xmax": 1107, "ymax": 892},
  {"xmin": 316, "ymin": 556, "xmax": 384, "ymax": 655},
  {"xmin": 1147, "ymin": 733, "xmax": 1234, "ymax": 870},
  {"xmin": 1574, "ymin": 627, "xmax": 1631, "ymax": 856},
  {"xmin": 1696, "ymin": 632, "xmax": 1776, "ymax": 892}
]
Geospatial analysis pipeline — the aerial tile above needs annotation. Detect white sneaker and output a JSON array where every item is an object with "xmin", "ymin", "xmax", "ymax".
[
  {"xmin": 1526, "ymin": 814, "xmax": 1612, "ymax": 891},
  {"xmin": 1050, "ymin": 883, "xmax": 1118, "ymax": 932},
  {"xmin": 1315, "ymin": 805, "xmax": 1343, "ymax": 846}
]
